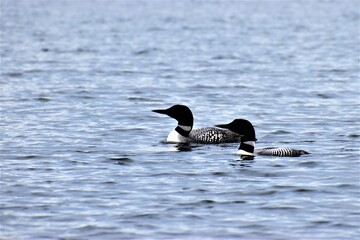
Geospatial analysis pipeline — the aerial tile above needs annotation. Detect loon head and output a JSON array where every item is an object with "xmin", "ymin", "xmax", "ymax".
[
  {"xmin": 216, "ymin": 119, "xmax": 257, "ymax": 142},
  {"xmin": 216, "ymin": 119, "xmax": 257, "ymax": 160},
  {"xmin": 152, "ymin": 104, "xmax": 194, "ymax": 136}
]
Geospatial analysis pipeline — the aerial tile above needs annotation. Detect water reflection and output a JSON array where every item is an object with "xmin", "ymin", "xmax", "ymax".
[
  {"xmin": 174, "ymin": 143, "xmax": 194, "ymax": 152},
  {"xmin": 161, "ymin": 142, "xmax": 204, "ymax": 152},
  {"xmin": 229, "ymin": 158, "xmax": 255, "ymax": 168},
  {"xmin": 174, "ymin": 143, "xmax": 205, "ymax": 152}
]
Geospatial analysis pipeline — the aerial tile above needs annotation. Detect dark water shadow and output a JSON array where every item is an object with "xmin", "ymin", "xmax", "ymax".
[
  {"xmin": 229, "ymin": 158, "xmax": 256, "ymax": 168},
  {"xmin": 161, "ymin": 141, "xmax": 203, "ymax": 152},
  {"xmin": 107, "ymin": 157, "xmax": 134, "ymax": 165}
]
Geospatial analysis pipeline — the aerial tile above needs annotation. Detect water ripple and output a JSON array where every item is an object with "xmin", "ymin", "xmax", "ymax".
[{"xmin": 1, "ymin": 1, "xmax": 359, "ymax": 239}]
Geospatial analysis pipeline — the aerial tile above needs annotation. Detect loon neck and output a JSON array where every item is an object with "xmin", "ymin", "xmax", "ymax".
[
  {"xmin": 175, "ymin": 125, "xmax": 192, "ymax": 137},
  {"xmin": 238, "ymin": 141, "xmax": 255, "ymax": 155}
]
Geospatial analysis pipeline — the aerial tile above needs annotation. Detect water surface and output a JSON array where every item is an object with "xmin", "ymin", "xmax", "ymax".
[{"xmin": 1, "ymin": 1, "xmax": 360, "ymax": 239}]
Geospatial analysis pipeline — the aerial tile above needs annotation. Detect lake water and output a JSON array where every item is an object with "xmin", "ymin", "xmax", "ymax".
[{"xmin": 1, "ymin": 1, "xmax": 359, "ymax": 239}]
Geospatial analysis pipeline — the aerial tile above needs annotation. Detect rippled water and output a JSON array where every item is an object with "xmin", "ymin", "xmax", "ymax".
[{"xmin": 1, "ymin": 1, "xmax": 360, "ymax": 239}]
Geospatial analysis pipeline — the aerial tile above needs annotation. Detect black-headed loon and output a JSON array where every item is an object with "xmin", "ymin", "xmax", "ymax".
[
  {"xmin": 152, "ymin": 104, "xmax": 241, "ymax": 144},
  {"xmin": 216, "ymin": 119, "xmax": 309, "ymax": 159}
]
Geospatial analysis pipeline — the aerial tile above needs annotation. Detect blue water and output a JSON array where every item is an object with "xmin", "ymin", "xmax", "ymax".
[{"xmin": 1, "ymin": 1, "xmax": 360, "ymax": 239}]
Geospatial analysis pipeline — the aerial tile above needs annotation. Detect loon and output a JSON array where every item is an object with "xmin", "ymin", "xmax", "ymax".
[
  {"xmin": 152, "ymin": 104, "xmax": 241, "ymax": 144},
  {"xmin": 215, "ymin": 119, "xmax": 309, "ymax": 160}
]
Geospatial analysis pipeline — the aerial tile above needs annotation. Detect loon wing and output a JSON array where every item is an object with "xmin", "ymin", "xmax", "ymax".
[
  {"xmin": 256, "ymin": 147, "xmax": 309, "ymax": 157},
  {"xmin": 189, "ymin": 127, "xmax": 241, "ymax": 144}
]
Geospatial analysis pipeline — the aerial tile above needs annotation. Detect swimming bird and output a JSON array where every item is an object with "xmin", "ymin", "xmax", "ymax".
[
  {"xmin": 215, "ymin": 119, "xmax": 309, "ymax": 159},
  {"xmin": 152, "ymin": 104, "xmax": 241, "ymax": 144}
]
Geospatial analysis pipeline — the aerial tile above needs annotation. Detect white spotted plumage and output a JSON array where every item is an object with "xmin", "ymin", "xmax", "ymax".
[
  {"xmin": 256, "ymin": 147, "xmax": 308, "ymax": 157},
  {"xmin": 189, "ymin": 127, "xmax": 241, "ymax": 144}
]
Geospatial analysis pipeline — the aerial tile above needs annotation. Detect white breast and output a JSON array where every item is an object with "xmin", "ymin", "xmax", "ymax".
[
  {"xmin": 166, "ymin": 130, "xmax": 188, "ymax": 143},
  {"xmin": 237, "ymin": 149, "xmax": 256, "ymax": 156}
]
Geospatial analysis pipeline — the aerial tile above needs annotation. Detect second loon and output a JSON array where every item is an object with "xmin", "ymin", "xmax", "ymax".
[
  {"xmin": 152, "ymin": 104, "xmax": 241, "ymax": 144},
  {"xmin": 215, "ymin": 119, "xmax": 309, "ymax": 159}
]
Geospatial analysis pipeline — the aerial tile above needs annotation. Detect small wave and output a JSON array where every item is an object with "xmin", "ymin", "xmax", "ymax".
[
  {"xmin": 70, "ymin": 93, "xmax": 96, "ymax": 99},
  {"xmin": 125, "ymin": 213, "xmax": 159, "ymax": 219},
  {"xmin": 75, "ymin": 47, "xmax": 97, "ymax": 53},
  {"xmin": 4, "ymin": 72, "xmax": 23, "ymax": 78},
  {"xmin": 75, "ymin": 149, "xmax": 95, "ymax": 154},
  {"xmin": 127, "ymin": 97, "xmax": 162, "ymax": 102},
  {"xmin": 331, "ymin": 183, "xmax": 358, "ymax": 189},
  {"xmin": 234, "ymin": 168, "xmax": 280, "ymax": 177},
  {"xmin": 211, "ymin": 171, "xmax": 228, "ymax": 176},
  {"xmin": 15, "ymin": 155, "xmax": 42, "ymax": 160},
  {"xmin": 297, "ymin": 161, "xmax": 318, "ymax": 168},
  {"xmin": 293, "ymin": 188, "xmax": 316, "ymax": 193},
  {"xmin": 102, "ymin": 181, "xmax": 117, "ymax": 184},
  {"xmin": 271, "ymin": 130, "xmax": 292, "ymax": 134},
  {"xmin": 254, "ymin": 190, "xmax": 278, "ymax": 196},
  {"xmin": 211, "ymin": 54, "xmax": 240, "ymax": 60},
  {"xmin": 75, "ymin": 224, "xmax": 99, "ymax": 230},
  {"xmin": 319, "ymin": 68, "xmax": 348, "ymax": 73},
  {"xmin": 149, "ymin": 172, "xmax": 173, "ymax": 177},
  {"xmin": 107, "ymin": 157, "xmax": 134, "ymax": 165},
  {"xmin": 23, "ymin": 69, "xmax": 44, "ymax": 74},
  {"xmin": 133, "ymin": 48, "xmax": 159, "ymax": 55},
  {"xmin": 348, "ymin": 133, "xmax": 360, "ymax": 138},
  {"xmin": 34, "ymin": 97, "xmax": 51, "ymax": 102},
  {"xmin": 183, "ymin": 214, "xmax": 203, "ymax": 219},
  {"xmin": 271, "ymin": 163, "xmax": 286, "ymax": 168},
  {"xmin": 310, "ymin": 220, "xmax": 331, "ymax": 225},
  {"xmin": 316, "ymin": 93, "xmax": 333, "ymax": 99},
  {"xmin": 179, "ymin": 199, "xmax": 216, "ymax": 207},
  {"xmin": 260, "ymin": 205, "xmax": 299, "ymax": 210}
]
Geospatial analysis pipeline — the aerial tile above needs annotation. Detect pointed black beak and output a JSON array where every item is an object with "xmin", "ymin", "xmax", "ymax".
[
  {"xmin": 215, "ymin": 123, "xmax": 230, "ymax": 129},
  {"xmin": 152, "ymin": 109, "xmax": 169, "ymax": 115}
]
